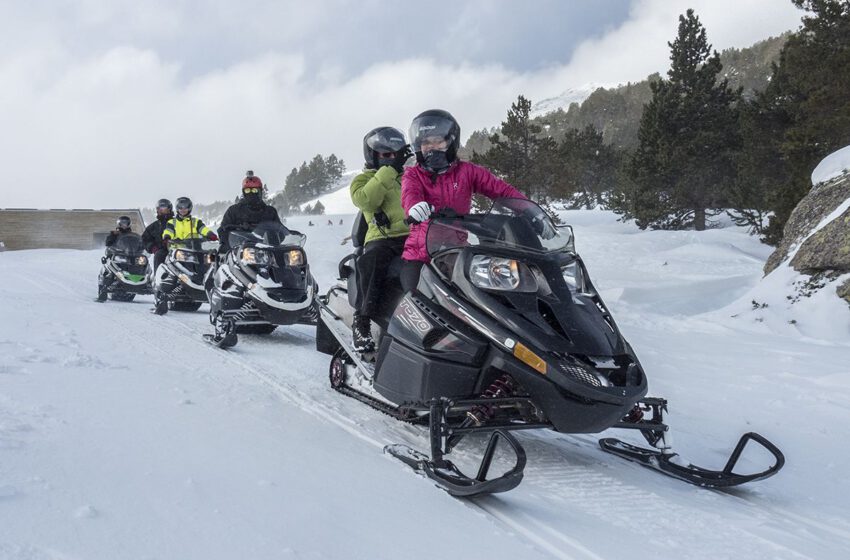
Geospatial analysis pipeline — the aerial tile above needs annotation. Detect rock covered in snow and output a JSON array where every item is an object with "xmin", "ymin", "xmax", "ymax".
[{"xmin": 764, "ymin": 146, "xmax": 850, "ymax": 305}]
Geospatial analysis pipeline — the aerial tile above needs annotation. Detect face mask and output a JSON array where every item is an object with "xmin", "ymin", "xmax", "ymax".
[{"xmin": 423, "ymin": 150, "xmax": 450, "ymax": 174}]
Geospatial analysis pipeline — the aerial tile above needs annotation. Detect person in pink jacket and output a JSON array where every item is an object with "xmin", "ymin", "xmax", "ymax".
[{"xmin": 400, "ymin": 109, "xmax": 526, "ymax": 291}]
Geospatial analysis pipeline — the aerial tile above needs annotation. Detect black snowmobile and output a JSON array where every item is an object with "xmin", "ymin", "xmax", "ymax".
[
  {"xmin": 153, "ymin": 238, "xmax": 216, "ymax": 315},
  {"xmin": 96, "ymin": 233, "xmax": 152, "ymax": 302},
  {"xmin": 315, "ymin": 198, "xmax": 785, "ymax": 497},
  {"xmin": 203, "ymin": 221, "xmax": 318, "ymax": 348}
]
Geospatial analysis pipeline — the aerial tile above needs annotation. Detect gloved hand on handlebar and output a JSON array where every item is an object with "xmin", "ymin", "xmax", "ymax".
[
  {"xmin": 407, "ymin": 201, "xmax": 433, "ymax": 224},
  {"xmin": 390, "ymin": 145, "xmax": 413, "ymax": 174},
  {"xmin": 207, "ymin": 232, "xmax": 219, "ymax": 241}
]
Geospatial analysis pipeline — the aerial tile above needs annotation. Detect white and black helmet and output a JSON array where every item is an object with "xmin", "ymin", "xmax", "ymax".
[{"xmin": 409, "ymin": 109, "xmax": 460, "ymax": 166}]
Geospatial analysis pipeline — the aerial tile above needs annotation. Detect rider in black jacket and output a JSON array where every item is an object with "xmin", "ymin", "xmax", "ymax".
[
  {"xmin": 141, "ymin": 199, "xmax": 174, "ymax": 271},
  {"xmin": 218, "ymin": 171, "xmax": 282, "ymax": 250}
]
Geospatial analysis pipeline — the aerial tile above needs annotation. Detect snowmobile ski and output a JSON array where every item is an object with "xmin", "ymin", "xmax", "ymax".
[
  {"xmin": 384, "ymin": 399, "xmax": 527, "ymax": 497},
  {"xmin": 202, "ymin": 332, "xmax": 237, "ymax": 349},
  {"xmin": 599, "ymin": 432, "xmax": 785, "ymax": 488}
]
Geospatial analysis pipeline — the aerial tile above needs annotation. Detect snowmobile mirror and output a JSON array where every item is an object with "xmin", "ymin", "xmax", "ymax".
[{"xmin": 558, "ymin": 225, "xmax": 575, "ymax": 252}]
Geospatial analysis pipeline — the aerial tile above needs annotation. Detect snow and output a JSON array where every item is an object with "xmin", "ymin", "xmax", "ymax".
[
  {"xmin": 531, "ymin": 83, "xmax": 613, "ymax": 117},
  {"xmin": 2, "ymin": 210, "xmax": 850, "ymax": 559},
  {"xmin": 811, "ymin": 145, "xmax": 850, "ymax": 185}
]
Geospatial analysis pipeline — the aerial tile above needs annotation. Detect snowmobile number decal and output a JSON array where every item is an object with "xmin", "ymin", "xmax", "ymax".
[{"xmin": 398, "ymin": 299, "xmax": 430, "ymax": 335}]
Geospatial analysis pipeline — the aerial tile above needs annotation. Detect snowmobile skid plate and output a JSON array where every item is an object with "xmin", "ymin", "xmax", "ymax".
[{"xmin": 599, "ymin": 432, "xmax": 785, "ymax": 488}]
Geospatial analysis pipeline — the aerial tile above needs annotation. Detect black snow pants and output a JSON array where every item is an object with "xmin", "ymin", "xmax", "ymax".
[{"xmin": 356, "ymin": 237, "xmax": 406, "ymax": 319}]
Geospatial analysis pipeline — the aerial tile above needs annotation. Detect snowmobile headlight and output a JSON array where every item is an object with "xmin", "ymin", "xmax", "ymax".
[
  {"xmin": 113, "ymin": 255, "xmax": 128, "ymax": 263},
  {"xmin": 561, "ymin": 261, "xmax": 584, "ymax": 294},
  {"xmin": 241, "ymin": 247, "xmax": 271, "ymax": 266},
  {"xmin": 284, "ymin": 249, "xmax": 304, "ymax": 267},
  {"xmin": 469, "ymin": 255, "xmax": 537, "ymax": 292},
  {"xmin": 175, "ymin": 250, "xmax": 198, "ymax": 263},
  {"xmin": 135, "ymin": 255, "xmax": 148, "ymax": 266}
]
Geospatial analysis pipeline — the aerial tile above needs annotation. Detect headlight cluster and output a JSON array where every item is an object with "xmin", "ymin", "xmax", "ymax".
[
  {"xmin": 175, "ymin": 250, "xmax": 198, "ymax": 263},
  {"xmin": 241, "ymin": 247, "xmax": 271, "ymax": 266},
  {"xmin": 284, "ymin": 249, "xmax": 304, "ymax": 267},
  {"xmin": 469, "ymin": 255, "xmax": 537, "ymax": 292},
  {"xmin": 113, "ymin": 255, "xmax": 128, "ymax": 263},
  {"xmin": 135, "ymin": 256, "xmax": 148, "ymax": 266}
]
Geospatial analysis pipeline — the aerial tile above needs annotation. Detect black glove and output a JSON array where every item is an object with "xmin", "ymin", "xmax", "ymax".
[{"xmin": 391, "ymin": 145, "xmax": 413, "ymax": 173}]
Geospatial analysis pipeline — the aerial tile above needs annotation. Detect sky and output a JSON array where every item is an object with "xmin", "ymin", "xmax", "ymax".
[{"xmin": 0, "ymin": 0, "xmax": 805, "ymax": 209}]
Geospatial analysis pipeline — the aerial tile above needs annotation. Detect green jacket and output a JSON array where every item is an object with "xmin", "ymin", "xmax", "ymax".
[{"xmin": 350, "ymin": 166, "xmax": 409, "ymax": 244}]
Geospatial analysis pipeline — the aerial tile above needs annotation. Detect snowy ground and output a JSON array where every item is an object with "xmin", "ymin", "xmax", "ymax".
[{"xmin": 2, "ymin": 210, "xmax": 849, "ymax": 560}]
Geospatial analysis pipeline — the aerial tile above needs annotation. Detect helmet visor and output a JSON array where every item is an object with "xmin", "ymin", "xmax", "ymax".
[
  {"xmin": 117, "ymin": 216, "xmax": 131, "ymax": 229},
  {"xmin": 410, "ymin": 116, "xmax": 456, "ymax": 152},
  {"xmin": 176, "ymin": 199, "xmax": 191, "ymax": 211}
]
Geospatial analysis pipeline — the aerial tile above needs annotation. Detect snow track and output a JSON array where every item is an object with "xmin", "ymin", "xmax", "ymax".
[{"xmin": 3, "ymin": 207, "xmax": 849, "ymax": 560}]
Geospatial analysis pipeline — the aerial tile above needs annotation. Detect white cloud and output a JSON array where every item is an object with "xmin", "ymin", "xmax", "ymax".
[{"xmin": 0, "ymin": 1, "xmax": 804, "ymax": 209}]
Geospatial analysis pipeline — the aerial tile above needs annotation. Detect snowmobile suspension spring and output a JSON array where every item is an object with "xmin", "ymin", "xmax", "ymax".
[{"xmin": 467, "ymin": 374, "xmax": 516, "ymax": 425}]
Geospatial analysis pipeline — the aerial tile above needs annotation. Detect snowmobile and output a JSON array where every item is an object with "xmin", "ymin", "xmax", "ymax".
[
  {"xmin": 315, "ymin": 198, "xmax": 785, "ymax": 497},
  {"xmin": 203, "ymin": 221, "xmax": 318, "ymax": 348},
  {"xmin": 96, "ymin": 233, "xmax": 152, "ymax": 302},
  {"xmin": 152, "ymin": 238, "xmax": 216, "ymax": 315}
]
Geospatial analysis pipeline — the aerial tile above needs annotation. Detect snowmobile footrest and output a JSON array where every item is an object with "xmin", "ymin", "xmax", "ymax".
[
  {"xmin": 599, "ymin": 432, "xmax": 784, "ymax": 488},
  {"xmin": 384, "ymin": 428, "xmax": 526, "ymax": 497}
]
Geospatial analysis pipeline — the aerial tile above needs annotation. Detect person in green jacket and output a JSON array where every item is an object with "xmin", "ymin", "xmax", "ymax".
[{"xmin": 349, "ymin": 126, "xmax": 412, "ymax": 352}]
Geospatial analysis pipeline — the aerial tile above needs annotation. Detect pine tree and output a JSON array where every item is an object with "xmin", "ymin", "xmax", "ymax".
[{"xmin": 622, "ymin": 9, "xmax": 742, "ymax": 230}]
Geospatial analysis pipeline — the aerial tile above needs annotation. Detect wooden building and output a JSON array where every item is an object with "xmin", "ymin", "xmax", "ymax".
[{"xmin": 0, "ymin": 209, "xmax": 146, "ymax": 251}]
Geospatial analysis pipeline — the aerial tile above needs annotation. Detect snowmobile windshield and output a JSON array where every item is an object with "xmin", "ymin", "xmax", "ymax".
[
  {"xmin": 228, "ymin": 221, "xmax": 306, "ymax": 248},
  {"xmin": 109, "ymin": 233, "xmax": 145, "ymax": 255},
  {"xmin": 425, "ymin": 198, "xmax": 573, "ymax": 258}
]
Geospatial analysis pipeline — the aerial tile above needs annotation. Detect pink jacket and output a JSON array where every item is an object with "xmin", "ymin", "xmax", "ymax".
[{"xmin": 401, "ymin": 161, "xmax": 526, "ymax": 262}]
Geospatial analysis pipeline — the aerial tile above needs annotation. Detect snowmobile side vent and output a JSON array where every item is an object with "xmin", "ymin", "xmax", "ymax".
[
  {"xmin": 556, "ymin": 356, "xmax": 602, "ymax": 388},
  {"xmin": 413, "ymin": 297, "xmax": 458, "ymax": 334}
]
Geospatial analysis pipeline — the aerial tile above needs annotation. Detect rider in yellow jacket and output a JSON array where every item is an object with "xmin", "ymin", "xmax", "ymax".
[{"xmin": 162, "ymin": 197, "xmax": 218, "ymax": 242}]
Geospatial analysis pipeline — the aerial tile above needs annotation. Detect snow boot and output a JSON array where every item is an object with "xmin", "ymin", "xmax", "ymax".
[
  {"xmin": 352, "ymin": 314, "xmax": 375, "ymax": 353},
  {"xmin": 153, "ymin": 291, "xmax": 169, "ymax": 315}
]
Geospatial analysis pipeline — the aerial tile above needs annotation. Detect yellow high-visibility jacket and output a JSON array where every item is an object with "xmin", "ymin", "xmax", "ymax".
[{"xmin": 162, "ymin": 216, "xmax": 214, "ymax": 240}]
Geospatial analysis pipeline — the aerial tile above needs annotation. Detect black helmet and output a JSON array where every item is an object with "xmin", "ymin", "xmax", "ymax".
[
  {"xmin": 156, "ymin": 198, "xmax": 173, "ymax": 217},
  {"xmin": 116, "ymin": 215, "xmax": 132, "ymax": 230},
  {"xmin": 363, "ymin": 127, "xmax": 407, "ymax": 169},
  {"xmin": 409, "ymin": 109, "xmax": 460, "ymax": 170},
  {"xmin": 175, "ymin": 197, "xmax": 193, "ymax": 214}
]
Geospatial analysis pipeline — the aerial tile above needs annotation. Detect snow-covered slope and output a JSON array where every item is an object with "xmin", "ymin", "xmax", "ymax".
[
  {"xmin": 2, "ymin": 211, "xmax": 849, "ymax": 559},
  {"xmin": 531, "ymin": 83, "xmax": 612, "ymax": 117}
]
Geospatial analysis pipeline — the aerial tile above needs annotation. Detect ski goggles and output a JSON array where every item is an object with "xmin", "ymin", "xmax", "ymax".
[{"xmin": 243, "ymin": 187, "xmax": 261, "ymax": 194}]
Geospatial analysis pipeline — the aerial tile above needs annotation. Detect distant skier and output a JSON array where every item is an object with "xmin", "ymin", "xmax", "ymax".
[
  {"xmin": 401, "ymin": 109, "xmax": 526, "ymax": 291},
  {"xmin": 142, "ymin": 198, "xmax": 174, "ymax": 272},
  {"xmin": 105, "ymin": 215, "xmax": 133, "ymax": 247},
  {"xmin": 218, "ymin": 171, "xmax": 281, "ymax": 251},
  {"xmin": 348, "ymin": 126, "xmax": 412, "ymax": 352}
]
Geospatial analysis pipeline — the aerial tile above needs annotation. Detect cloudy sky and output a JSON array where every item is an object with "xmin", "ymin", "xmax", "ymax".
[{"xmin": 0, "ymin": 0, "xmax": 804, "ymax": 208}]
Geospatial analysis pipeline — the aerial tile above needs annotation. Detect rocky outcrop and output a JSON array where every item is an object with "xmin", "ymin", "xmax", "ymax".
[
  {"xmin": 764, "ymin": 173, "xmax": 850, "ymax": 303},
  {"xmin": 764, "ymin": 172, "xmax": 850, "ymax": 276}
]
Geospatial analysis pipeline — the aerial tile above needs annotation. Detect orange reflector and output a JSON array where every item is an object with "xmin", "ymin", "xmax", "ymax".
[{"xmin": 513, "ymin": 342, "xmax": 547, "ymax": 375}]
